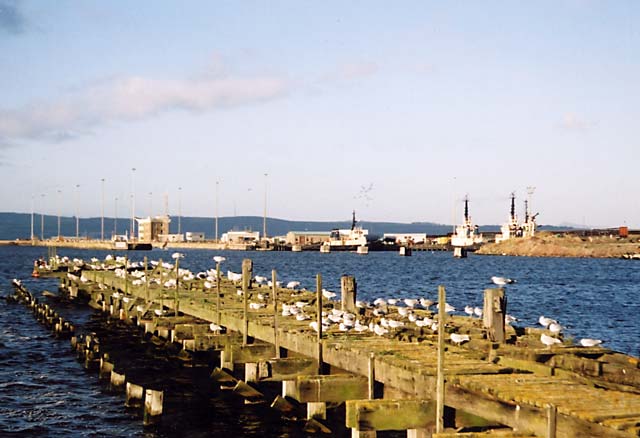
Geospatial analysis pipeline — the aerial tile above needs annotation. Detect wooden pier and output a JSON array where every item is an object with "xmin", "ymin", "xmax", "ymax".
[{"xmin": 18, "ymin": 257, "xmax": 640, "ymax": 436}]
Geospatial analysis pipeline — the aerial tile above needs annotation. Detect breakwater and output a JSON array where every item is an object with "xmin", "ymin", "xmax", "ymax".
[{"xmin": 9, "ymin": 252, "xmax": 640, "ymax": 437}]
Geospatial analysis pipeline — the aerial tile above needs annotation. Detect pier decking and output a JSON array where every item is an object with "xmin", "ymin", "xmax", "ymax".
[{"xmin": 21, "ymin": 257, "xmax": 640, "ymax": 436}]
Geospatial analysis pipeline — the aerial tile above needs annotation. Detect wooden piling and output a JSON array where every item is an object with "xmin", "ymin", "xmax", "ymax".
[
  {"xmin": 483, "ymin": 288, "xmax": 506, "ymax": 343},
  {"xmin": 144, "ymin": 256, "xmax": 149, "ymax": 303},
  {"xmin": 341, "ymin": 275, "xmax": 357, "ymax": 312},
  {"xmin": 143, "ymin": 389, "xmax": 163, "ymax": 426},
  {"xmin": 242, "ymin": 258, "xmax": 252, "ymax": 346},
  {"xmin": 216, "ymin": 261, "xmax": 221, "ymax": 324},
  {"xmin": 125, "ymin": 382, "xmax": 144, "ymax": 408},
  {"xmin": 316, "ymin": 273, "xmax": 323, "ymax": 375},
  {"xmin": 272, "ymin": 269, "xmax": 280, "ymax": 358},
  {"xmin": 546, "ymin": 404, "xmax": 557, "ymax": 438},
  {"xmin": 436, "ymin": 285, "xmax": 446, "ymax": 433}
]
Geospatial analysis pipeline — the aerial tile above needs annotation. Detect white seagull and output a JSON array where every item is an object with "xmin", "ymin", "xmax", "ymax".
[
  {"xmin": 540, "ymin": 333, "xmax": 562, "ymax": 348},
  {"xmin": 538, "ymin": 316, "xmax": 557, "ymax": 328},
  {"xmin": 491, "ymin": 276, "xmax": 515, "ymax": 286},
  {"xmin": 450, "ymin": 333, "xmax": 470, "ymax": 345},
  {"xmin": 579, "ymin": 338, "xmax": 603, "ymax": 347},
  {"xmin": 213, "ymin": 256, "xmax": 226, "ymax": 263}
]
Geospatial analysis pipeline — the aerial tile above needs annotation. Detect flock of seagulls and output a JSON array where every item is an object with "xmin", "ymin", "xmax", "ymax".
[{"xmin": 47, "ymin": 254, "xmax": 607, "ymax": 350}]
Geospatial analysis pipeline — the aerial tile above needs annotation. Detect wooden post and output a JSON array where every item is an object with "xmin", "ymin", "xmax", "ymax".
[
  {"xmin": 316, "ymin": 273, "xmax": 323, "ymax": 375},
  {"xmin": 547, "ymin": 404, "xmax": 557, "ymax": 438},
  {"xmin": 341, "ymin": 275, "xmax": 357, "ymax": 312},
  {"xmin": 436, "ymin": 285, "xmax": 446, "ymax": 433},
  {"xmin": 124, "ymin": 255, "xmax": 129, "ymax": 295},
  {"xmin": 216, "ymin": 262, "xmax": 221, "ymax": 324},
  {"xmin": 272, "ymin": 269, "xmax": 280, "ymax": 358},
  {"xmin": 242, "ymin": 258, "xmax": 252, "ymax": 346},
  {"xmin": 144, "ymin": 256, "xmax": 149, "ymax": 303},
  {"xmin": 483, "ymin": 288, "xmax": 506, "ymax": 343},
  {"xmin": 143, "ymin": 389, "xmax": 163, "ymax": 426},
  {"xmin": 125, "ymin": 382, "xmax": 144, "ymax": 408},
  {"xmin": 174, "ymin": 256, "xmax": 181, "ymax": 316},
  {"xmin": 368, "ymin": 352, "xmax": 375, "ymax": 399}
]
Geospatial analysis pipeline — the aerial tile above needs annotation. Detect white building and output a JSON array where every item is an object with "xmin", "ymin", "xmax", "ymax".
[
  {"xmin": 185, "ymin": 231, "xmax": 205, "ymax": 242},
  {"xmin": 221, "ymin": 230, "xmax": 260, "ymax": 244}
]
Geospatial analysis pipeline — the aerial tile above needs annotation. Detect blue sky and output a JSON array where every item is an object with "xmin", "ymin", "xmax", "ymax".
[{"xmin": 1, "ymin": 1, "xmax": 638, "ymax": 227}]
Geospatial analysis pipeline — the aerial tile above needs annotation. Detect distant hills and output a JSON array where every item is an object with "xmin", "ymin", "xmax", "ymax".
[{"xmin": 0, "ymin": 212, "xmax": 572, "ymax": 241}]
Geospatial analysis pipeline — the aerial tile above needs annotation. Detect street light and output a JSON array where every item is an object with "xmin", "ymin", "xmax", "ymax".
[
  {"xmin": 215, "ymin": 181, "xmax": 219, "ymax": 242},
  {"xmin": 75, "ymin": 184, "xmax": 80, "ymax": 239},
  {"xmin": 149, "ymin": 191, "xmax": 153, "ymax": 218},
  {"xmin": 30, "ymin": 194, "xmax": 34, "ymax": 241},
  {"xmin": 263, "ymin": 173, "xmax": 268, "ymax": 241},
  {"xmin": 131, "ymin": 167, "xmax": 136, "ymax": 241},
  {"xmin": 101, "ymin": 178, "xmax": 105, "ymax": 241},
  {"xmin": 114, "ymin": 196, "xmax": 118, "ymax": 236},
  {"xmin": 40, "ymin": 194, "xmax": 45, "ymax": 240},
  {"xmin": 178, "ymin": 186, "xmax": 182, "ymax": 236},
  {"xmin": 57, "ymin": 189, "xmax": 62, "ymax": 240}
]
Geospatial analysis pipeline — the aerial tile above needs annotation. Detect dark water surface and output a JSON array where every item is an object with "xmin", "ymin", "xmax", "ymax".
[{"xmin": 0, "ymin": 245, "xmax": 638, "ymax": 436}]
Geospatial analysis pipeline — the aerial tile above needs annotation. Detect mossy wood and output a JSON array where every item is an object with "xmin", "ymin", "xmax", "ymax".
[
  {"xmin": 294, "ymin": 374, "xmax": 368, "ymax": 403},
  {"xmin": 346, "ymin": 399, "xmax": 436, "ymax": 431}
]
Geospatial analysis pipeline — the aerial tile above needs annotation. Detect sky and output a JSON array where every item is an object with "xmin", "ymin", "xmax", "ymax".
[{"xmin": 1, "ymin": 1, "xmax": 638, "ymax": 228}]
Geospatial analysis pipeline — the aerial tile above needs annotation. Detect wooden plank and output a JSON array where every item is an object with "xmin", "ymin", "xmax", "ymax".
[
  {"xmin": 294, "ymin": 374, "xmax": 368, "ymax": 403},
  {"xmin": 257, "ymin": 358, "xmax": 317, "ymax": 381},
  {"xmin": 346, "ymin": 399, "xmax": 435, "ymax": 431},
  {"xmin": 229, "ymin": 344, "xmax": 276, "ymax": 364}
]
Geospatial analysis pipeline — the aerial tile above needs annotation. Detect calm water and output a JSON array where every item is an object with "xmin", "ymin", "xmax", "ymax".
[{"xmin": 0, "ymin": 245, "xmax": 638, "ymax": 436}]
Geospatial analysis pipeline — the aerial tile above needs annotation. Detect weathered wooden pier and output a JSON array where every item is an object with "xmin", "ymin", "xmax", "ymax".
[{"xmin": 17, "ymin": 256, "xmax": 640, "ymax": 437}]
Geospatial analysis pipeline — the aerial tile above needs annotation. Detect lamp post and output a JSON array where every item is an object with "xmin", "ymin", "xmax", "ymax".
[
  {"xmin": 178, "ymin": 186, "xmax": 182, "ymax": 236},
  {"xmin": 75, "ymin": 184, "xmax": 80, "ymax": 239},
  {"xmin": 56, "ymin": 189, "xmax": 62, "ymax": 240},
  {"xmin": 263, "ymin": 173, "xmax": 268, "ymax": 241},
  {"xmin": 131, "ymin": 167, "xmax": 136, "ymax": 241},
  {"xmin": 30, "ymin": 195, "xmax": 34, "ymax": 242},
  {"xmin": 215, "ymin": 180, "xmax": 219, "ymax": 242},
  {"xmin": 114, "ymin": 196, "xmax": 118, "ymax": 237},
  {"xmin": 149, "ymin": 191, "xmax": 153, "ymax": 218},
  {"xmin": 101, "ymin": 178, "xmax": 105, "ymax": 241},
  {"xmin": 40, "ymin": 194, "xmax": 45, "ymax": 240}
]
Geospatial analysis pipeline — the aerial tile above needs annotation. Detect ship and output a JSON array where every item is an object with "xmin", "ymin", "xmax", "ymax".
[
  {"xmin": 451, "ymin": 196, "xmax": 484, "ymax": 248},
  {"xmin": 320, "ymin": 211, "xmax": 398, "ymax": 252}
]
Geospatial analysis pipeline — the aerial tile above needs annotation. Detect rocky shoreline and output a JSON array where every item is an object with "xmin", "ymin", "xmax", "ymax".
[{"xmin": 476, "ymin": 232, "xmax": 640, "ymax": 258}]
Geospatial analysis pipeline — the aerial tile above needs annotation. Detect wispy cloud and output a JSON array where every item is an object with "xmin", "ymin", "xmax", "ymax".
[
  {"xmin": 0, "ymin": 0, "xmax": 26, "ymax": 35},
  {"xmin": 319, "ymin": 61, "xmax": 379, "ymax": 84},
  {"xmin": 557, "ymin": 113, "xmax": 598, "ymax": 131},
  {"xmin": 0, "ymin": 74, "xmax": 288, "ymax": 143}
]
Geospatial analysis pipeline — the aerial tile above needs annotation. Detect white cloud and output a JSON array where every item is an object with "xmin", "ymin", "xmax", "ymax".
[
  {"xmin": 319, "ymin": 61, "xmax": 379, "ymax": 84},
  {"xmin": 0, "ymin": 74, "xmax": 288, "ymax": 143},
  {"xmin": 557, "ymin": 112, "xmax": 598, "ymax": 131}
]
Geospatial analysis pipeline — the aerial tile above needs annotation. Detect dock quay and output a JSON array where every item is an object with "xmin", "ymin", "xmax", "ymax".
[{"xmin": 11, "ymin": 255, "xmax": 640, "ymax": 437}]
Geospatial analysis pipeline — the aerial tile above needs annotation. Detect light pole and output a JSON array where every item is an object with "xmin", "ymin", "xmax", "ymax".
[
  {"xmin": 114, "ymin": 196, "xmax": 118, "ymax": 237},
  {"xmin": 40, "ymin": 194, "xmax": 45, "ymax": 240},
  {"xmin": 75, "ymin": 184, "xmax": 80, "ymax": 239},
  {"xmin": 263, "ymin": 173, "xmax": 268, "ymax": 241},
  {"xmin": 178, "ymin": 186, "xmax": 182, "ymax": 236},
  {"xmin": 131, "ymin": 167, "xmax": 136, "ymax": 241},
  {"xmin": 149, "ymin": 191, "xmax": 153, "ymax": 218},
  {"xmin": 30, "ymin": 194, "xmax": 34, "ymax": 241},
  {"xmin": 57, "ymin": 189, "xmax": 62, "ymax": 240},
  {"xmin": 215, "ymin": 180, "xmax": 219, "ymax": 242},
  {"xmin": 101, "ymin": 178, "xmax": 105, "ymax": 241}
]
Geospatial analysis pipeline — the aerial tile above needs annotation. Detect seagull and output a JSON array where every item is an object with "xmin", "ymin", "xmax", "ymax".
[
  {"xmin": 171, "ymin": 252, "xmax": 185, "ymax": 260},
  {"xmin": 373, "ymin": 325, "xmax": 389, "ymax": 336},
  {"xmin": 450, "ymin": 333, "xmax": 470, "ymax": 345},
  {"xmin": 286, "ymin": 281, "xmax": 300, "ymax": 289},
  {"xmin": 154, "ymin": 309, "xmax": 164, "ymax": 317},
  {"xmin": 209, "ymin": 323, "xmax": 222, "ymax": 333},
  {"xmin": 464, "ymin": 305, "xmax": 474, "ymax": 316},
  {"xmin": 436, "ymin": 302, "xmax": 456, "ymax": 313},
  {"xmin": 491, "ymin": 276, "xmax": 515, "ymax": 286},
  {"xmin": 420, "ymin": 298, "xmax": 434, "ymax": 308},
  {"xmin": 505, "ymin": 314, "xmax": 518, "ymax": 325},
  {"xmin": 540, "ymin": 333, "xmax": 562, "ymax": 348},
  {"xmin": 322, "ymin": 289, "xmax": 337, "ymax": 299},
  {"xmin": 387, "ymin": 298, "xmax": 398, "ymax": 305},
  {"xmin": 373, "ymin": 298, "xmax": 386, "ymax": 307},
  {"xmin": 539, "ymin": 316, "xmax": 557, "ymax": 328},
  {"xmin": 579, "ymin": 338, "xmax": 603, "ymax": 347},
  {"xmin": 403, "ymin": 298, "xmax": 418, "ymax": 308},
  {"xmin": 136, "ymin": 305, "xmax": 145, "ymax": 312},
  {"xmin": 548, "ymin": 322, "xmax": 563, "ymax": 334},
  {"xmin": 254, "ymin": 275, "xmax": 267, "ymax": 284},
  {"xmin": 213, "ymin": 256, "xmax": 226, "ymax": 263}
]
